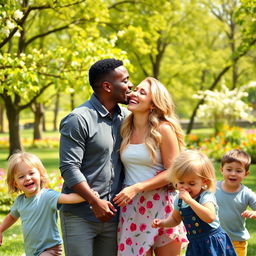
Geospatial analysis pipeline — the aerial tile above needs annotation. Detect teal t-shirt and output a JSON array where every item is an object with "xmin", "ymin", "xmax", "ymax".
[
  {"xmin": 11, "ymin": 188, "xmax": 61, "ymax": 256},
  {"xmin": 216, "ymin": 181, "xmax": 256, "ymax": 241}
]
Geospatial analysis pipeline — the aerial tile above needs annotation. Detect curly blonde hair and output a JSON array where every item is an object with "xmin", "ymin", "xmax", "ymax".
[
  {"xmin": 170, "ymin": 150, "xmax": 216, "ymax": 192},
  {"xmin": 7, "ymin": 152, "xmax": 48, "ymax": 194},
  {"xmin": 120, "ymin": 77, "xmax": 184, "ymax": 163}
]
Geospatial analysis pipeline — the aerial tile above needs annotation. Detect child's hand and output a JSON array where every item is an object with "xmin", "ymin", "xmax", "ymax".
[
  {"xmin": 152, "ymin": 218, "xmax": 165, "ymax": 228},
  {"xmin": 241, "ymin": 210, "xmax": 256, "ymax": 219},
  {"xmin": 0, "ymin": 232, "xmax": 3, "ymax": 246},
  {"xmin": 178, "ymin": 189, "xmax": 193, "ymax": 204}
]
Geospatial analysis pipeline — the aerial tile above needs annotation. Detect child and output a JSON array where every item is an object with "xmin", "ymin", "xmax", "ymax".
[
  {"xmin": 216, "ymin": 149, "xmax": 256, "ymax": 256},
  {"xmin": 152, "ymin": 150, "xmax": 237, "ymax": 256},
  {"xmin": 0, "ymin": 152, "xmax": 98, "ymax": 256}
]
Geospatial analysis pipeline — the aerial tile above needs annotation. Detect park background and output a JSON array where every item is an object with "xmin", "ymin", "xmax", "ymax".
[{"xmin": 0, "ymin": 0, "xmax": 255, "ymax": 255}]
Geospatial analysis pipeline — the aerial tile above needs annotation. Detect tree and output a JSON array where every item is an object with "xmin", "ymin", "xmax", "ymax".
[
  {"xmin": 186, "ymin": 0, "xmax": 256, "ymax": 134},
  {"xmin": 194, "ymin": 81, "xmax": 256, "ymax": 134},
  {"xmin": 0, "ymin": 0, "xmax": 129, "ymax": 156}
]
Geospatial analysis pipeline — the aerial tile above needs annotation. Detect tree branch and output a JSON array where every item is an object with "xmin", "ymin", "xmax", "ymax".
[
  {"xmin": 108, "ymin": 0, "xmax": 137, "ymax": 9},
  {"xmin": 20, "ymin": 82, "xmax": 53, "ymax": 110},
  {"xmin": 25, "ymin": 17, "xmax": 92, "ymax": 46},
  {"xmin": 0, "ymin": 1, "xmax": 86, "ymax": 49}
]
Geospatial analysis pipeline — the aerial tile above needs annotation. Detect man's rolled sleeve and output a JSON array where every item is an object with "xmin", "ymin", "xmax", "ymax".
[{"xmin": 59, "ymin": 114, "xmax": 88, "ymax": 188}]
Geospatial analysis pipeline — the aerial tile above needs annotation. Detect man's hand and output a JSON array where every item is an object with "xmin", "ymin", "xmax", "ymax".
[{"xmin": 90, "ymin": 199, "xmax": 117, "ymax": 222}]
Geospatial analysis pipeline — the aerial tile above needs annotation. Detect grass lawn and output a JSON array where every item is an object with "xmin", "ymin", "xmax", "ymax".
[{"xmin": 0, "ymin": 129, "xmax": 255, "ymax": 255}]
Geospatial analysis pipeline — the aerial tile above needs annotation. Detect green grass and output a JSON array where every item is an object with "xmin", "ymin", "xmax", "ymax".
[
  {"xmin": 0, "ymin": 129, "xmax": 256, "ymax": 255},
  {"xmin": 0, "ymin": 215, "xmax": 23, "ymax": 256}
]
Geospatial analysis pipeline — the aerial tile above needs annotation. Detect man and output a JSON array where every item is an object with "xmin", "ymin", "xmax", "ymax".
[{"xmin": 59, "ymin": 59, "xmax": 132, "ymax": 256}]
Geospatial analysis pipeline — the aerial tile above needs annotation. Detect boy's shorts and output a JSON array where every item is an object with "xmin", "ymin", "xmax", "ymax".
[{"xmin": 232, "ymin": 240, "xmax": 248, "ymax": 256}]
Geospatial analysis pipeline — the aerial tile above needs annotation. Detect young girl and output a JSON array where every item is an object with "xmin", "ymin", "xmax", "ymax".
[
  {"xmin": 0, "ymin": 152, "xmax": 98, "ymax": 256},
  {"xmin": 152, "ymin": 150, "xmax": 237, "ymax": 256}
]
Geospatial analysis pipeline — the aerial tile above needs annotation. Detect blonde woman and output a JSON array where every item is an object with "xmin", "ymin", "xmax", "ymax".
[{"xmin": 114, "ymin": 77, "xmax": 187, "ymax": 256}]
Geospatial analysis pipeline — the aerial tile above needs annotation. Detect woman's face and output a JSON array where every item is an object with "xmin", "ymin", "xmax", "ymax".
[{"xmin": 127, "ymin": 80, "xmax": 154, "ymax": 113}]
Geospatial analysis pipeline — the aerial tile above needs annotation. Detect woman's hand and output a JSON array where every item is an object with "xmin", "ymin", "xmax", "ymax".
[{"xmin": 113, "ymin": 184, "xmax": 140, "ymax": 207}]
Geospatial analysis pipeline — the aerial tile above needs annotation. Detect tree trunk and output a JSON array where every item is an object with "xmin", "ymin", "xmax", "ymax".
[
  {"xmin": 42, "ymin": 112, "xmax": 46, "ymax": 131},
  {"xmin": 186, "ymin": 65, "xmax": 231, "ymax": 134},
  {"xmin": 5, "ymin": 98, "xmax": 22, "ymax": 156},
  {"xmin": 33, "ymin": 103, "xmax": 44, "ymax": 141},
  {"xmin": 186, "ymin": 98, "xmax": 204, "ymax": 135},
  {"xmin": 0, "ymin": 102, "xmax": 4, "ymax": 133},
  {"xmin": 70, "ymin": 91, "xmax": 75, "ymax": 111},
  {"xmin": 53, "ymin": 92, "xmax": 60, "ymax": 131}
]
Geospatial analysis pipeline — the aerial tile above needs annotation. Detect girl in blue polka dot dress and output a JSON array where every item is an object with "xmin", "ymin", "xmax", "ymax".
[{"xmin": 152, "ymin": 150, "xmax": 237, "ymax": 256}]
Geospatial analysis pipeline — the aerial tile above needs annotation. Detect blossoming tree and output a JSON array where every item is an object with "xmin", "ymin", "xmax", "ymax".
[{"xmin": 193, "ymin": 81, "xmax": 256, "ymax": 134}]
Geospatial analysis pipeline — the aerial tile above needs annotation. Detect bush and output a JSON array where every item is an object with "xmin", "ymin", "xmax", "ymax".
[{"xmin": 186, "ymin": 126, "xmax": 256, "ymax": 163}]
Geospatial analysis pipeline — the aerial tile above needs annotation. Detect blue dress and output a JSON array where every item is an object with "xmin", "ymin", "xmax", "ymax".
[{"xmin": 178, "ymin": 195, "xmax": 237, "ymax": 256}]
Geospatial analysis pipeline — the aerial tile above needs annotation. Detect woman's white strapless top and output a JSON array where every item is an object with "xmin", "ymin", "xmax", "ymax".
[{"xmin": 121, "ymin": 144, "xmax": 164, "ymax": 186}]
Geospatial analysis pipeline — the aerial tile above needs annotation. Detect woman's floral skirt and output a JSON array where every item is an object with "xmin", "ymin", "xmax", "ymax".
[{"xmin": 117, "ymin": 187, "xmax": 187, "ymax": 256}]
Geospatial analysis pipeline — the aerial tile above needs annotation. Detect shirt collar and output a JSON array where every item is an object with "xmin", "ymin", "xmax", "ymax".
[{"xmin": 90, "ymin": 93, "xmax": 123, "ymax": 118}]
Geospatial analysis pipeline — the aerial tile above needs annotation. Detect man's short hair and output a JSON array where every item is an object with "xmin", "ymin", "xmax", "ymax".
[
  {"xmin": 221, "ymin": 149, "xmax": 251, "ymax": 172},
  {"xmin": 89, "ymin": 58, "xmax": 123, "ymax": 92}
]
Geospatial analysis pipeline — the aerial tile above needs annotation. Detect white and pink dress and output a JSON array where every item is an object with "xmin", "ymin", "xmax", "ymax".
[{"xmin": 117, "ymin": 144, "xmax": 187, "ymax": 256}]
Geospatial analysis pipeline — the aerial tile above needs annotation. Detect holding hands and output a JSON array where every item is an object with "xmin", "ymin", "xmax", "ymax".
[{"xmin": 90, "ymin": 199, "xmax": 117, "ymax": 222}]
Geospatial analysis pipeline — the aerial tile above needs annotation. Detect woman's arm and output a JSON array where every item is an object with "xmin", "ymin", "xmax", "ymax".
[
  {"xmin": 0, "ymin": 213, "xmax": 18, "ymax": 246},
  {"xmin": 114, "ymin": 123, "xmax": 179, "ymax": 206}
]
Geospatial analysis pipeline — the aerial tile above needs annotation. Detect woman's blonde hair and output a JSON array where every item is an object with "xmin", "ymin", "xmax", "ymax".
[
  {"xmin": 120, "ymin": 77, "xmax": 184, "ymax": 163},
  {"xmin": 7, "ymin": 152, "xmax": 48, "ymax": 193},
  {"xmin": 169, "ymin": 150, "xmax": 216, "ymax": 192}
]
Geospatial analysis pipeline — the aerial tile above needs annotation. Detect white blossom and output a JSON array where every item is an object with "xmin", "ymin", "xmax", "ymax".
[
  {"xmin": 2, "ymin": 27, "xmax": 10, "ymax": 36},
  {"xmin": 6, "ymin": 20, "xmax": 16, "ymax": 29},
  {"xmin": 193, "ymin": 81, "xmax": 256, "ymax": 129},
  {"xmin": 117, "ymin": 30, "xmax": 125, "ymax": 37},
  {"xmin": 14, "ymin": 10, "xmax": 23, "ymax": 20}
]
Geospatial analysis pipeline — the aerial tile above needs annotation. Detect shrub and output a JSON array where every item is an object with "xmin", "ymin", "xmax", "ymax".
[{"xmin": 186, "ymin": 126, "xmax": 256, "ymax": 163}]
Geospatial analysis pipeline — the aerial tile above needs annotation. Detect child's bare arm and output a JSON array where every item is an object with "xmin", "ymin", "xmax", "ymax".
[
  {"xmin": 241, "ymin": 210, "xmax": 256, "ymax": 219},
  {"xmin": 58, "ymin": 190, "xmax": 99, "ymax": 204},
  {"xmin": 152, "ymin": 209, "xmax": 181, "ymax": 228},
  {"xmin": 0, "ymin": 213, "xmax": 18, "ymax": 246},
  {"xmin": 179, "ymin": 189, "xmax": 216, "ymax": 223}
]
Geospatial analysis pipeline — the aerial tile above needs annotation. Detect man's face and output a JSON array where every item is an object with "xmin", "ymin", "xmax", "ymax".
[{"xmin": 107, "ymin": 66, "xmax": 132, "ymax": 104}]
